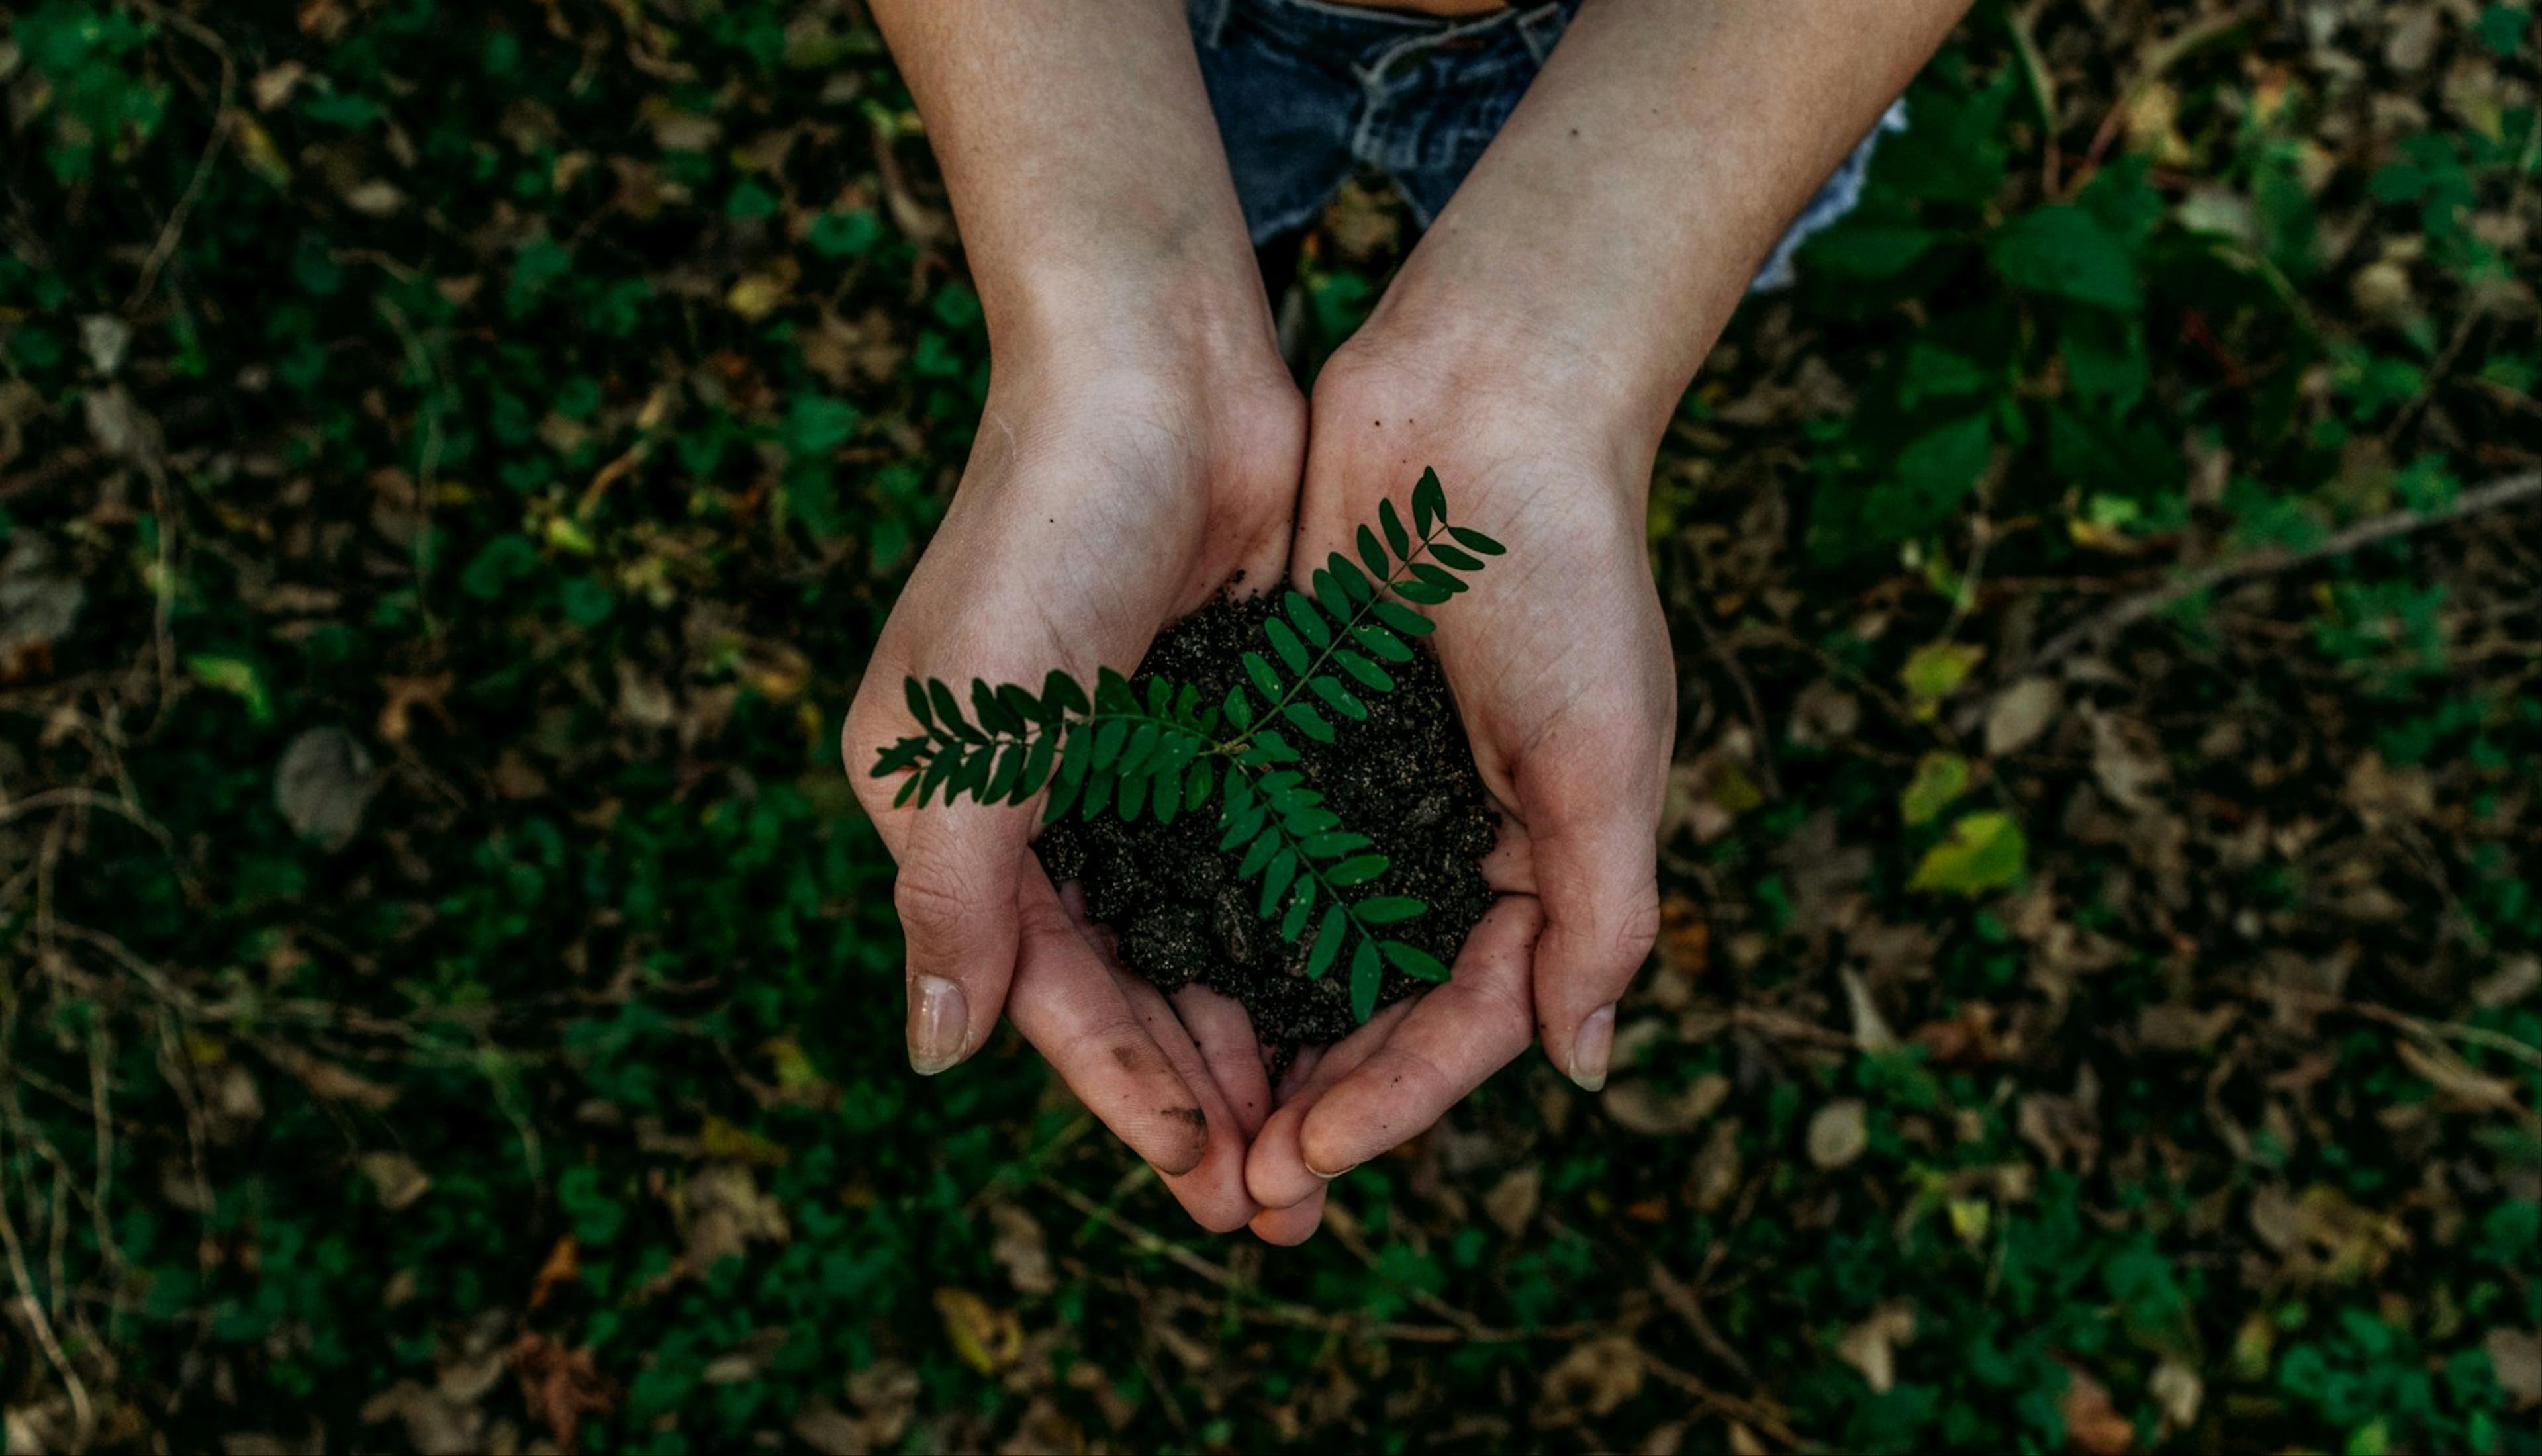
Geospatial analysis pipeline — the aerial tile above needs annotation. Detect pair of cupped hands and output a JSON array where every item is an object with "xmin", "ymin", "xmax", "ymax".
[{"xmin": 843, "ymin": 304, "xmax": 1675, "ymax": 1244}]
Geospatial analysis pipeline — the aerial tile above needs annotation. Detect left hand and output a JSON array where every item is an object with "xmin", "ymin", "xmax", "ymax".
[{"xmin": 1241, "ymin": 324, "xmax": 1675, "ymax": 1243}]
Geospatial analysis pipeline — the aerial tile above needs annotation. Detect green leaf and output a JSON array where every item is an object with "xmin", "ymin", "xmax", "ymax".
[
  {"xmin": 1043, "ymin": 764, "xmax": 1084, "ymax": 822},
  {"xmin": 1380, "ymin": 941, "xmax": 1450, "ymax": 982},
  {"xmin": 1284, "ymin": 807, "xmax": 1342, "ymax": 837},
  {"xmin": 894, "ymin": 774, "xmax": 921, "ymax": 809},
  {"xmin": 1259, "ymin": 849, "xmax": 1298, "ymax": 917},
  {"xmin": 1119, "ymin": 723, "xmax": 1163, "ymax": 776},
  {"xmin": 1080, "ymin": 766, "xmax": 1113, "ymax": 818},
  {"xmin": 1412, "ymin": 467, "xmax": 1446, "ymax": 534},
  {"xmin": 1308, "ymin": 903, "xmax": 1348, "ymax": 979},
  {"xmin": 1350, "ymin": 936, "xmax": 1382, "ymax": 1023},
  {"xmin": 1094, "ymin": 666, "xmax": 1136, "ymax": 712},
  {"xmin": 1264, "ymin": 617, "xmax": 1310, "ymax": 675},
  {"xmin": 1395, "ymin": 577, "xmax": 1451, "ymax": 606},
  {"xmin": 1328, "ymin": 553, "xmax": 1374, "ymax": 602},
  {"xmin": 904, "ymin": 678, "xmax": 934, "ymax": 729},
  {"xmin": 1237, "ymin": 829, "xmax": 1280, "ymax": 878},
  {"xmin": 1370, "ymin": 600, "xmax": 1435, "ymax": 637},
  {"xmin": 1243, "ymin": 651, "xmax": 1282, "ymax": 703},
  {"xmin": 871, "ymin": 737, "xmax": 927, "ymax": 777},
  {"xmin": 1280, "ymin": 880, "xmax": 1314, "ymax": 940},
  {"xmin": 984, "ymin": 742, "xmax": 1024, "ymax": 801},
  {"xmin": 1283, "ymin": 590, "xmax": 1331, "ymax": 648},
  {"xmin": 1184, "ymin": 758, "xmax": 1212, "ymax": 811},
  {"xmin": 1429, "ymin": 542, "xmax": 1483, "ymax": 572},
  {"xmin": 1357, "ymin": 525, "xmax": 1389, "ymax": 581},
  {"xmin": 1354, "ymin": 623, "xmax": 1414, "ymax": 662},
  {"xmin": 1327, "ymin": 854, "xmax": 1390, "ymax": 886},
  {"xmin": 919, "ymin": 747, "xmax": 958, "ymax": 807},
  {"xmin": 1900, "ymin": 641, "xmax": 1985, "ymax": 709},
  {"xmin": 1409, "ymin": 563, "xmax": 1462, "ymax": 594},
  {"xmin": 1309, "ymin": 676, "xmax": 1366, "ymax": 721},
  {"xmin": 1354, "ymin": 897, "xmax": 1425, "ymax": 925},
  {"xmin": 1380, "ymin": 498, "xmax": 1411, "ymax": 561},
  {"xmin": 1908, "ymin": 811, "xmax": 2030, "ymax": 895},
  {"xmin": 1016, "ymin": 729, "xmax": 1058, "ymax": 801},
  {"xmin": 1057, "ymin": 721, "xmax": 1094, "ymax": 786},
  {"xmin": 1145, "ymin": 676, "xmax": 1170, "ymax": 718},
  {"xmin": 1300, "ymin": 831, "xmax": 1372, "ymax": 858},
  {"xmin": 1117, "ymin": 764, "xmax": 1151, "ymax": 822},
  {"xmin": 928, "ymin": 680, "xmax": 976, "ymax": 741},
  {"xmin": 1156, "ymin": 762, "xmax": 1188, "ymax": 825},
  {"xmin": 1252, "ymin": 729, "xmax": 1301, "ymax": 764},
  {"xmin": 1899, "ymin": 751, "xmax": 1970, "ymax": 827},
  {"xmin": 1312, "ymin": 569, "xmax": 1350, "ymax": 623},
  {"xmin": 1282, "ymin": 701, "xmax": 1334, "ymax": 743},
  {"xmin": 1041, "ymin": 669, "xmax": 1088, "ymax": 718},
  {"xmin": 1447, "ymin": 526, "xmax": 1505, "ymax": 557},
  {"xmin": 1333, "ymin": 649, "xmax": 1396, "ymax": 693},
  {"xmin": 1219, "ymin": 805, "xmax": 1265, "ymax": 852},
  {"xmin": 972, "ymin": 678, "xmax": 1022, "ymax": 735},
  {"xmin": 1223, "ymin": 684, "xmax": 1255, "ymax": 730},
  {"xmin": 1989, "ymin": 203, "xmax": 2143, "ymax": 312}
]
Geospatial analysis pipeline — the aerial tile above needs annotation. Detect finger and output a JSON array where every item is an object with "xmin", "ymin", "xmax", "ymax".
[
  {"xmin": 889, "ymin": 801, "xmax": 1030, "ymax": 1075},
  {"xmin": 1479, "ymin": 817, "xmax": 1536, "ymax": 895},
  {"xmin": 1525, "ymin": 792, "xmax": 1662, "ymax": 1094},
  {"xmin": 1006, "ymin": 874, "xmax": 1216, "ymax": 1180},
  {"xmin": 1120, "ymin": 974, "xmax": 1260, "ymax": 1233},
  {"xmin": 1248, "ymin": 1186, "xmax": 1326, "ymax": 1246},
  {"xmin": 1174, "ymin": 984, "xmax": 1272, "ymax": 1140},
  {"xmin": 1244, "ymin": 997, "xmax": 1421, "ymax": 1212},
  {"xmin": 1293, "ymin": 896, "xmax": 1542, "ymax": 1181}
]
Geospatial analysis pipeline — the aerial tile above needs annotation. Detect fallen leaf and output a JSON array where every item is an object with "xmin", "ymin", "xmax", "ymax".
[
  {"xmin": 1985, "ymin": 678, "xmax": 2061, "ymax": 756},
  {"xmin": 509, "ymin": 1332, "xmax": 618, "ymax": 1456},
  {"xmin": 935, "ymin": 1287, "xmax": 1023, "ymax": 1375},
  {"xmin": 1900, "ymin": 641, "xmax": 1983, "ymax": 718},
  {"xmin": 358, "ymin": 1151, "xmax": 431, "ymax": 1211},
  {"xmin": 1603, "ymin": 1073, "xmax": 1730, "ymax": 1136},
  {"xmin": 2486, "ymin": 1328, "xmax": 2541, "ymax": 1408},
  {"xmin": 275, "ymin": 727, "xmax": 377, "ymax": 850},
  {"xmin": 1534, "ymin": 1335, "xmax": 1644, "ymax": 1426},
  {"xmin": 1836, "ymin": 1303, "xmax": 1916, "ymax": 1393},
  {"xmin": 1807, "ymin": 1099, "xmax": 1870, "ymax": 1169},
  {"xmin": 2149, "ymin": 1359, "xmax": 2202, "ymax": 1431},
  {"xmin": 528, "ymin": 1236, "xmax": 579, "ymax": 1310},
  {"xmin": 1484, "ymin": 1165, "xmax": 1542, "ymax": 1236},
  {"xmin": 1, "ymin": 537, "xmax": 86, "ymax": 673},
  {"xmin": 2057, "ymin": 1363, "xmax": 2134, "ymax": 1455},
  {"xmin": 988, "ymin": 1204, "xmax": 1057, "ymax": 1297},
  {"xmin": 1909, "ymin": 811, "xmax": 2029, "ymax": 895},
  {"xmin": 1842, "ymin": 969, "xmax": 1901, "ymax": 1052}
]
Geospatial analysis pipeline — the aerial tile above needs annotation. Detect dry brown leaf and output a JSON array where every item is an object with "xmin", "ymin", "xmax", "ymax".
[
  {"xmin": 358, "ymin": 1151, "xmax": 432, "ymax": 1212},
  {"xmin": 509, "ymin": 1332, "xmax": 618, "ymax": 1456},
  {"xmin": 2058, "ymin": 1363, "xmax": 2134, "ymax": 1455},
  {"xmin": 1604, "ymin": 1073, "xmax": 1730, "ymax": 1136},
  {"xmin": 988, "ymin": 1204, "xmax": 1057, "ymax": 1297},
  {"xmin": 1807, "ymin": 1099, "xmax": 1870, "ymax": 1169},
  {"xmin": 1836, "ymin": 1302, "xmax": 1917, "ymax": 1393},
  {"xmin": 528, "ymin": 1236, "xmax": 579, "ymax": 1311},
  {"xmin": 1484, "ymin": 1165, "xmax": 1542, "ymax": 1236},
  {"xmin": 1534, "ymin": 1335, "xmax": 1645, "ymax": 1427},
  {"xmin": 2486, "ymin": 1328, "xmax": 2542, "ymax": 1408},
  {"xmin": 1985, "ymin": 678, "xmax": 2061, "ymax": 757}
]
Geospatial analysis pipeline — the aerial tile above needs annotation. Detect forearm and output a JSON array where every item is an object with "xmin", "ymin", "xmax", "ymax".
[
  {"xmin": 870, "ymin": 0, "xmax": 1274, "ymax": 364},
  {"xmin": 1364, "ymin": 0, "xmax": 1969, "ymax": 448}
]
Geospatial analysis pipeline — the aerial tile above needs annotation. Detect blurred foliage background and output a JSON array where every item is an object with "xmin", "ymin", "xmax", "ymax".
[{"xmin": 3, "ymin": 0, "xmax": 2539, "ymax": 1451}]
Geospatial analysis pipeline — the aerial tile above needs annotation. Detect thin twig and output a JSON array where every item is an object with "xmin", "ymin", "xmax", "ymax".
[
  {"xmin": 122, "ymin": 1, "xmax": 239, "ymax": 313},
  {"xmin": 2015, "ymin": 469, "xmax": 2542, "ymax": 681}
]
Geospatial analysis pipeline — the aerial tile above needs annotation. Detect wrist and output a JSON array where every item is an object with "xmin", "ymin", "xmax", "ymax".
[{"xmin": 1348, "ymin": 251, "xmax": 1707, "ymax": 465}]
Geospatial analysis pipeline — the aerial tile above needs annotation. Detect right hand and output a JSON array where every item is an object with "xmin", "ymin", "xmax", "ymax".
[{"xmin": 843, "ymin": 326, "xmax": 1302, "ymax": 1232}]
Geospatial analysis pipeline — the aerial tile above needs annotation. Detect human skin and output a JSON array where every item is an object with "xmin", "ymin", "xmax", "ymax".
[
  {"xmin": 853, "ymin": 0, "xmax": 1969, "ymax": 1243},
  {"xmin": 845, "ymin": 0, "xmax": 1299, "ymax": 1232}
]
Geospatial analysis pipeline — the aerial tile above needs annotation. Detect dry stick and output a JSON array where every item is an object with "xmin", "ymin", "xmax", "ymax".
[
  {"xmin": 2014, "ymin": 469, "xmax": 2542, "ymax": 684},
  {"xmin": 122, "ymin": 1, "xmax": 238, "ymax": 313}
]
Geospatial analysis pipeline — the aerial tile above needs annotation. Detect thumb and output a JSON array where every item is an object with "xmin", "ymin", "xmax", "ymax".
[
  {"xmin": 1525, "ymin": 782, "xmax": 1662, "ymax": 1095},
  {"xmin": 892, "ymin": 805, "xmax": 1028, "ymax": 1074}
]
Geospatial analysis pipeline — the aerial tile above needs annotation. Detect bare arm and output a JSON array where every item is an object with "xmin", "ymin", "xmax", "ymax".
[{"xmin": 867, "ymin": 0, "xmax": 1274, "ymax": 358}]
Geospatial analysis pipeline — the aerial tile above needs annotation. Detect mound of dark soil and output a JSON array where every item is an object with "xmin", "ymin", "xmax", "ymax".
[{"xmin": 1034, "ymin": 592, "xmax": 1497, "ymax": 1047}]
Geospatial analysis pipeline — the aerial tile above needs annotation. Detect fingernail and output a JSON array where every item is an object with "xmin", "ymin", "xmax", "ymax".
[
  {"xmin": 908, "ymin": 974, "xmax": 968, "ymax": 1075},
  {"xmin": 1568, "ymin": 1003, "xmax": 1616, "ymax": 1093},
  {"xmin": 1305, "ymin": 1157, "xmax": 1360, "ymax": 1181}
]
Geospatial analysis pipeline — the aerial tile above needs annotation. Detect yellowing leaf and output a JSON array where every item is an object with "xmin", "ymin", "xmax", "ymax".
[
  {"xmin": 1899, "ymin": 751, "xmax": 1970, "ymax": 826},
  {"xmin": 1947, "ymin": 1196, "xmax": 1992, "ymax": 1246},
  {"xmin": 1910, "ymin": 811, "xmax": 2028, "ymax": 895},
  {"xmin": 933, "ymin": 1287, "xmax": 1021, "ymax": 1374},
  {"xmin": 726, "ymin": 272, "xmax": 788, "ymax": 319},
  {"xmin": 1899, "ymin": 641, "xmax": 1983, "ymax": 719},
  {"xmin": 700, "ymin": 1115, "xmax": 789, "ymax": 1166},
  {"xmin": 232, "ymin": 113, "xmax": 293, "ymax": 187}
]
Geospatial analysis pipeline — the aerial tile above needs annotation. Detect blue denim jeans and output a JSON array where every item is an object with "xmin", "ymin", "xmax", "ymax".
[{"xmin": 1188, "ymin": 0, "xmax": 1903, "ymax": 290}]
